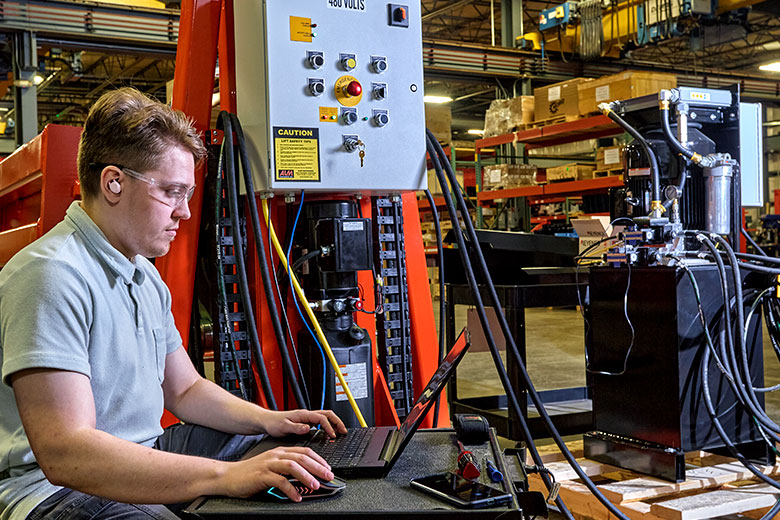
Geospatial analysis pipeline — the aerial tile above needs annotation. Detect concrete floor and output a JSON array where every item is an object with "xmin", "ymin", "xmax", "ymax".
[{"xmin": 448, "ymin": 305, "xmax": 780, "ymax": 519}]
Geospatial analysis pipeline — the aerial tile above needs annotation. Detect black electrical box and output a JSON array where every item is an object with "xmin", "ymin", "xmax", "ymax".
[{"xmin": 315, "ymin": 218, "xmax": 373, "ymax": 272}]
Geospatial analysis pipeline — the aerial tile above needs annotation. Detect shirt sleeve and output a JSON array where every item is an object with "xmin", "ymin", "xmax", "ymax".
[{"xmin": 1, "ymin": 258, "xmax": 92, "ymax": 386}]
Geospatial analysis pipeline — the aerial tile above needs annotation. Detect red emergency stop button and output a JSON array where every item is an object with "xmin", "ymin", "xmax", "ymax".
[
  {"xmin": 394, "ymin": 7, "xmax": 407, "ymax": 21},
  {"xmin": 346, "ymin": 80, "xmax": 362, "ymax": 97}
]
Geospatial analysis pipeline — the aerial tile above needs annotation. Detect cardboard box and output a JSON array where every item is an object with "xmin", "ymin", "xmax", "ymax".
[
  {"xmin": 534, "ymin": 78, "xmax": 592, "ymax": 121},
  {"xmin": 482, "ymin": 163, "xmax": 537, "ymax": 190},
  {"xmin": 546, "ymin": 163, "xmax": 595, "ymax": 183},
  {"xmin": 571, "ymin": 216, "xmax": 625, "ymax": 256},
  {"xmin": 483, "ymin": 96, "xmax": 534, "ymax": 137},
  {"xmin": 425, "ymin": 104, "xmax": 452, "ymax": 144},
  {"xmin": 578, "ymin": 70, "xmax": 677, "ymax": 115},
  {"xmin": 425, "ymin": 169, "xmax": 463, "ymax": 196},
  {"xmin": 596, "ymin": 146, "xmax": 625, "ymax": 171}
]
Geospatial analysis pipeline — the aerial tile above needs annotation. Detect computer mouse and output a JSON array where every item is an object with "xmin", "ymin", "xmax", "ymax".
[{"xmin": 314, "ymin": 475, "xmax": 347, "ymax": 490}]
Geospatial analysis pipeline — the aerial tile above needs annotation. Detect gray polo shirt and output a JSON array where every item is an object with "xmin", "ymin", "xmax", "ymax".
[{"xmin": 0, "ymin": 202, "xmax": 182, "ymax": 520}]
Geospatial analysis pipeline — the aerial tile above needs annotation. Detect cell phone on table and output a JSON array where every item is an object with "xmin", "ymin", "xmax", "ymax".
[{"xmin": 410, "ymin": 471, "xmax": 512, "ymax": 509}]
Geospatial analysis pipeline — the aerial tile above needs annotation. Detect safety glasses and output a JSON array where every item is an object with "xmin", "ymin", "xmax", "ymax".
[{"xmin": 94, "ymin": 163, "xmax": 196, "ymax": 209}]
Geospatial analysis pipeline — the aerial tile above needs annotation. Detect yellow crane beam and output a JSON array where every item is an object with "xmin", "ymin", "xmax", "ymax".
[{"xmin": 520, "ymin": 0, "xmax": 765, "ymax": 58}]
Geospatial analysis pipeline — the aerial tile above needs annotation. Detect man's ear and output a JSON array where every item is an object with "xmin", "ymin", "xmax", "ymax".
[{"xmin": 99, "ymin": 166, "xmax": 123, "ymax": 202}]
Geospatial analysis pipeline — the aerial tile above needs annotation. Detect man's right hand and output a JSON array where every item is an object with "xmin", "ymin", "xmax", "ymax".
[{"xmin": 224, "ymin": 446, "xmax": 334, "ymax": 502}]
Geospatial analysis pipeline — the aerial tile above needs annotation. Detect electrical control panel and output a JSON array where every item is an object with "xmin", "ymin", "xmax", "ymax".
[{"xmin": 233, "ymin": 1, "xmax": 426, "ymax": 193}]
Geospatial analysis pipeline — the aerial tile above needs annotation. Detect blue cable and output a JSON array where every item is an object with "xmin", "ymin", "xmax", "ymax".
[{"xmin": 286, "ymin": 190, "xmax": 327, "ymax": 411}]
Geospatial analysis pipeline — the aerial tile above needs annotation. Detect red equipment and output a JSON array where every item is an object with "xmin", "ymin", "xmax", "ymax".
[{"xmin": 158, "ymin": 0, "xmax": 445, "ymax": 428}]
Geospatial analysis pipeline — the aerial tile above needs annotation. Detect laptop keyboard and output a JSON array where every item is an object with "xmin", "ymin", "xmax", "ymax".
[{"xmin": 308, "ymin": 427, "xmax": 377, "ymax": 467}]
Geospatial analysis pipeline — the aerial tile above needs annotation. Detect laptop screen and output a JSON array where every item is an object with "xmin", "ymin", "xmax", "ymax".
[{"xmin": 387, "ymin": 329, "xmax": 470, "ymax": 463}]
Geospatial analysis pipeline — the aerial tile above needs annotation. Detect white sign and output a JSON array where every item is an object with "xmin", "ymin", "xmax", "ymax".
[
  {"xmin": 327, "ymin": 0, "xmax": 366, "ymax": 11},
  {"xmin": 335, "ymin": 362, "xmax": 368, "ymax": 401},
  {"xmin": 548, "ymin": 85, "xmax": 561, "ymax": 102},
  {"xmin": 604, "ymin": 147, "xmax": 620, "ymax": 165},
  {"xmin": 595, "ymin": 85, "xmax": 611, "ymax": 102},
  {"xmin": 343, "ymin": 221, "xmax": 364, "ymax": 231}
]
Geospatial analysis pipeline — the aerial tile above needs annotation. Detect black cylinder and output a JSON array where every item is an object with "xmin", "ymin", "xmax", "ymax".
[{"xmin": 299, "ymin": 325, "xmax": 375, "ymax": 428}]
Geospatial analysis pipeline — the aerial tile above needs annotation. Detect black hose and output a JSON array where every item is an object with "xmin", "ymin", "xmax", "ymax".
[
  {"xmin": 741, "ymin": 227, "xmax": 769, "ymax": 257},
  {"xmin": 425, "ymin": 133, "xmax": 574, "ymax": 520},
  {"xmin": 424, "ymin": 188, "xmax": 446, "ymax": 427},
  {"xmin": 292, "ymin": 249, "xmax": 323, "ymax": 273},
  {"xmin": 694, "ymin": 233, "xmax": 780, "ymax": 441},
  {"xmin": 701, "ymin": 347, "xmax": 780, "ymax": 491},
  {"xmin": 227, "ymin": 112, "xmax": 309, "ymax": 410},
  {"xmin": 430, "ymin": 130, "xmax": 633, "ymax": 520},
  {"xmin": 217, "ymin": 111, "xmax": 277, "ymax": 410},
  {"xmin": 603, "ymin": 108, "xmax": 661, "ymax": 207}
]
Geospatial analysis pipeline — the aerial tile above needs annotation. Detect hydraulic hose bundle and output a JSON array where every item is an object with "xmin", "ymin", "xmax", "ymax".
[
  {"xmin": 675, "ymin": 233, "xmax": 780, "ymax": 518},
  {"xmin": 218, "ymin": 111, "xmax": 327, "ymax": 410},
  {"xmin": 426, "ymin": 129, "xmax": 631, "ymax": 520}
]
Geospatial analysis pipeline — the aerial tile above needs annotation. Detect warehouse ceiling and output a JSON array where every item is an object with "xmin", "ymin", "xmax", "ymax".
[
  {"xmin": 1, "ymin": 1, "xmax": 780, "ymax": 141},
  {"xmin": 420, "ymin": 0, "xmax": 780, "ymax": 140}
]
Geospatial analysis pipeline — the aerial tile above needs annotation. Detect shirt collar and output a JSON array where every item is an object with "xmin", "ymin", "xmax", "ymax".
[{"xmin": 65, "ymin": 202, "xmax": 146, "ymax": 285}]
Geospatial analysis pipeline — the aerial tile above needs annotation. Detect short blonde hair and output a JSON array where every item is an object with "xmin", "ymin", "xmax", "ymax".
[{"xmin": 77, "ymin": 87, "xmax": 207, "ymax": 200}]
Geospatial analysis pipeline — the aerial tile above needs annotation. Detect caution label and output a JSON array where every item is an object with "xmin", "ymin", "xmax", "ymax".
[
  {"xmin": 273, "ymin": 127, "xmax": 320, "ymax": 182},
  {"xmin": 334, "ymin": 362, "xmax": 368, "ymax": 402}
]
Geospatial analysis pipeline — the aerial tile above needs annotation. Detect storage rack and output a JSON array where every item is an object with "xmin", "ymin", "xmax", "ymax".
[{"xmin": 475, "ymin": 114, "xmax": 625, "ymax": 230}]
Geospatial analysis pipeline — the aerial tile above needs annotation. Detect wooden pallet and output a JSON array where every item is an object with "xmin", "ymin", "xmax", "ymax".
[
  {"xmin": 529, "ymin": 114, "xmax": 582, "ymax": 129},
  {"xmin": 525, "ymin": 441, "xmax": 780, "ymax": 520},
  {"xmin": 593, "ymin": 168, "xmax": 624, "ymax": 178}
]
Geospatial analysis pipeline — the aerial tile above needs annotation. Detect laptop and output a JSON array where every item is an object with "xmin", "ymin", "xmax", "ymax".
[
  {"xmin": 304, "ymin": 328, "xmax": 470, "ymax": 477},
  {"xmin": 244, "ymin": 328, "xmax": 470, "ymax": 477}
]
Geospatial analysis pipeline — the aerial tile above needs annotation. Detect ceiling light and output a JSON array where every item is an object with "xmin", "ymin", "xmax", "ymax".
[
  {"xmin": 759, "ymin": 62, "xmax": 780, "ymax": 72},
  {"xmin": 423, "ymin": 95, "xmax": 453, "ymax": 104},
  {"xmin": 467, "ymin": 129, "xmax": 484, "ymax": 135}
]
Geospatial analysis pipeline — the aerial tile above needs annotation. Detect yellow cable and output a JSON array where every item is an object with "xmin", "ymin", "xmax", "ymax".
[{"xmin": 261, "ymin": 199, "xmax": 367, "ymax": 427}]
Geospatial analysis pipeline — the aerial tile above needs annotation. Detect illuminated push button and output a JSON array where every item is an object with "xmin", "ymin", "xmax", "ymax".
[
  {"xmin": 371, "ymin": 57, "xmax": 387, "ymax": 74},
  {"xmin": 342, "ymin": 56, "xmax": 357, "ymax": 71},
  {"xmin": 346, "ymin": 81, "xmax": 362, "ymax": 97},
  {"xmin": 394, "ymin": 7, "xmax": 407, "ymax": 22},
  {"xmin": 343, "ymin": 111, "xmax": 358, "ymax": 125},
  {"xmin": 308, "ymin": 54, "xmax": 324, "ymax": 69},
  {"xmin": 309, "ymin": 82, "xmax": 325, "ymax": 96},
  {"xmin": 374, "ymin": 112, "xmax": 389, "ymax": 127}
]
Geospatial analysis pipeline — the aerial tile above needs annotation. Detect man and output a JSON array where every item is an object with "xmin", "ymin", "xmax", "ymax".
[{"xmin": 0, "ymin": 87, "xmax": 346, "ymax": 520}]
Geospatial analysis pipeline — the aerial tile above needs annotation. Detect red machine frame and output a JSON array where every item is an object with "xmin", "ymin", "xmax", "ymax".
[{"xmin": 158, "ymin": 0, "xmax": 445, "ymax": 428}]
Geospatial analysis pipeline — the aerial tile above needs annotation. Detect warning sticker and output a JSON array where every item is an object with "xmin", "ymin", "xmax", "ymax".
[
  {"xmin": 289, "ymin": 16, "xmax": 312, "ymax": 42},
  {"xmin": 273, "ymin": 127, "xmax": 320, "ymax": 182},
  {"xmin": 335, "ymin": 362, "xmax": 368, "ymax": 402}
]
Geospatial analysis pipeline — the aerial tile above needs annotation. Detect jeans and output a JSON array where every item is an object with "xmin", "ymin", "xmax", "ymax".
[{"xmin": 27, "ymin": 424, "xmax": 266, "ymax": 520}]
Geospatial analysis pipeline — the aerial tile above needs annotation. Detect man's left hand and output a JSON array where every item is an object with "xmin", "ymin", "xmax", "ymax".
[{"xmin": 262, "ymin": 409, "xmax": 347, "ymax": 438}]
